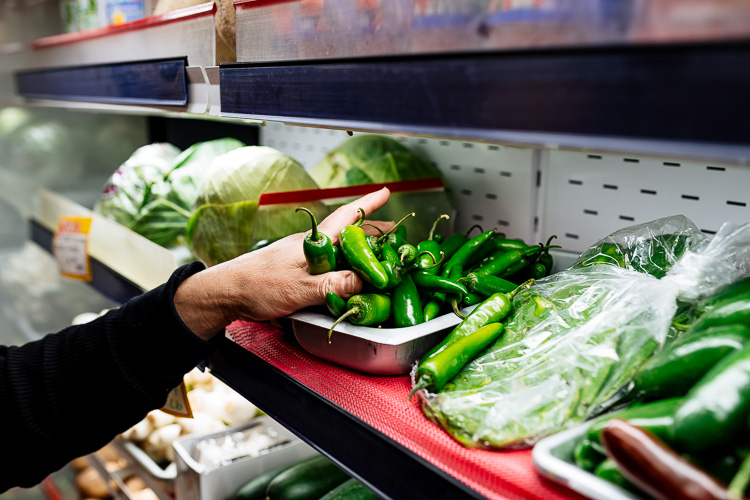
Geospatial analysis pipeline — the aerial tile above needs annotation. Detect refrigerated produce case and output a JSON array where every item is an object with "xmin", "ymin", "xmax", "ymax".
[{"xmin": 2, "ymin": 1, "xmax": 750, "ymax": 499}]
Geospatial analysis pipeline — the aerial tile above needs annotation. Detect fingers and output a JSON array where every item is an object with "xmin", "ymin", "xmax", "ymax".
[
  {"xmin": 361, "ymin": 220, "xmax": 396, "ymax": 237},
  {"xmin": 318, "ymin": 187, "xmax": 391, "ymax": 237},
  {"xmin": 314, "ymin": 270, "xmax": 362, "ymax": 301}
]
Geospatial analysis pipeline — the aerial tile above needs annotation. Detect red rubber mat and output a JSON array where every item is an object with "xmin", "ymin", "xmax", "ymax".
[{"xmin": 228, "ymin": 321, "xmax": 585, "ymax": 500}]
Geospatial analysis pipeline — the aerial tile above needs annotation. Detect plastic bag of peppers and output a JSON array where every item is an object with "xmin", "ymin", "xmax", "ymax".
[
  {"xmin": 411, "ymin": 215, "xmax": 750, "ymax": 450},
  {"xmin": 571, "ymin": 271, "xmax": 750, "ymax": 500}
]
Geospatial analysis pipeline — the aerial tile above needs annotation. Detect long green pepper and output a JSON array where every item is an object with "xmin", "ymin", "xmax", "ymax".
[
  {"xmin": 327, "ymin": 293, "xmax": 391, "ymax": 343},
  {"xmin": 296, "ymin": 207, "xmax": 336, "ymax": 275},
  {"xmin": 340, "ymin": 208, "xmax": 389, "ymax": 289}
]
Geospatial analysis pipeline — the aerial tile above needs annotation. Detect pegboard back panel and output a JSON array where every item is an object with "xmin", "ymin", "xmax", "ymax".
[
  {"xmin": 539, "ymin": 151, "xmax": 750, "ymax": 253},
  {"xmin": 260, "ymin": 123, "xmax": 538, "ymax": 242}
]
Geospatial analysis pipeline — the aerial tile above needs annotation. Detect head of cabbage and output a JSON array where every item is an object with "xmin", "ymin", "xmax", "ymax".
[
  {"xmin": 187, "ymin": 146, "xmax": 326, "ymax": 267},
  {"xmin": 308, "ymin": 134, "xmax": 454, "ymax": 242}
]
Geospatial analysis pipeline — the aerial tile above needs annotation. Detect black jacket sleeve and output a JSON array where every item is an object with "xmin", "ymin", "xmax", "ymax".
[{"xmin": 0, "ymin": 262, "xmax": 221, "ymax": 492}]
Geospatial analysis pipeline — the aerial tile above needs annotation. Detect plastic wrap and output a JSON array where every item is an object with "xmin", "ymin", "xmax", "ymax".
[{"xmin": 418, "ymin": 215, "xmax": 750, "ymax": 449}]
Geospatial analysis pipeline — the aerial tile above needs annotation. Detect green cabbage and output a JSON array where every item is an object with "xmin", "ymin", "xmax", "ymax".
[
  {"xmin": 308, "ymin": 135, "xmax": 454, "ymax": 242},
  {"xmin": 187, "ymin": 146, "xmax": 325, "ymax": 267}
]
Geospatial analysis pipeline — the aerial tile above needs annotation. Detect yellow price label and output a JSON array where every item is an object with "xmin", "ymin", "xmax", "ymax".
[{"xmin": 52, "ymin": 216, "xmax": 92, "ymax": 281}]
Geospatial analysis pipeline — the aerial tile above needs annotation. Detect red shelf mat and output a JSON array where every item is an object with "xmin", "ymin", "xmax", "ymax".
[{"xmin": 227, "ymin": 321, "xmax": 586, "ymax": 500}]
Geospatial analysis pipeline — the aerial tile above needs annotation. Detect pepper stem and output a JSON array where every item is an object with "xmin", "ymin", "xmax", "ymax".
[
  {"xmin": 361, "ymin": 223, "xmax": 385, "ymax": 235},
  {"xmin": 465, "ymin": 224, "xmax": 484, "ymax": 237},
  {"xmin": 451, "ymin": 299, "xmax": 467, "ymax": 320},
  {"xmin": 507, "ymin": 278, "xmax": 535, "ymax": 299},
  {"xmin": 296, "ymin": 207, "xmax": 320, "ymax": 241},
  {"xmin": 418, "ymin": 250, "xmax": 443, "ymax": 270},
  {"xmin": 376, "ymin": 211, "xmax": 415, "ymax": 243},
  {"xmin": 408, "ymin": 376, "xmax": 432, "ymax": 400},
  {"xmin": 327, "ymin": 306, "xmax": 360, "ymax": 344},
  {"xmin": 354, "ymin": 208, "xmax": 367, "ymax": 227},
  {"xmin": 428, "ymin": 214, "xmax": 450, "ymax": 241}
]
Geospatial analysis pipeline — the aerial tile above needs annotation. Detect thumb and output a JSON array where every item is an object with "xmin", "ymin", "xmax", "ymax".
[{"xmin": 315, "ymin": 270, "xmax": 362, "ymax": 302}]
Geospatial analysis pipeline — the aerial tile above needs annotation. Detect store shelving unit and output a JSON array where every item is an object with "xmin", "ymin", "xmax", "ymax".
[{"xmin": 8, "ymin": 1, "xmax": 750, "ymax": 499}]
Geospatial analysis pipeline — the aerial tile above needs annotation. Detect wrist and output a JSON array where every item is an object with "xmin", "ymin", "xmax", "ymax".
[{"xmin": 174, "ymin": 267, "xmax": 236, "ymax": 341}]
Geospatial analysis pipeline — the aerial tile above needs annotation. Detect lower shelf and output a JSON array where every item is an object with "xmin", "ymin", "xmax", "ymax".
[{"xmin": 209, "ymin": 321, "xmax": 585, "ymax": 500}]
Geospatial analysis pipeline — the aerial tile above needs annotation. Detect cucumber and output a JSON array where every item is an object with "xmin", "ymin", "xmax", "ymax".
[
  {"xmin": 318, "ymin": 478, "xmax": 379, "ymax": 500},
  {"xmin": 233, "ymin": 455, "xmax": 320, "ymax": 500},
  {"xmin": 265, "ymin": 454, "xmax": 351, "ymax": 500}
]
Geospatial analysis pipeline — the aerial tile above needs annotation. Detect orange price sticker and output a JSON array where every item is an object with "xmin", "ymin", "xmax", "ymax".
[
  {"xmin": 161, "ymin": 381, "xmax": 193, "ymax": 418},
  {"xmin": 52, "ymin": 216, "xmax": 93, "ymax": 281}
]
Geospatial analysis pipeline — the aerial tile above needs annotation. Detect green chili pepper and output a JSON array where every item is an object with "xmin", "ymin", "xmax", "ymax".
[
  {"xmin": 417, "ymin": 240, "xmax": 443, "ymax": 275},
  {"xmin": 465, "ymin": 238, "xmax": 499, "ymax": 269},
  {"xmin": 593, "ymin": 459, "xmax": 637, "ymax": 492},
  {"xmin": 587, "ymin": 397, "xmax": 683, "ymax": 454},
  {"xmin": 432, "ymin": 234, "xmax": 444, "ymax": 244},
  {"xmin": 381, "ymin": 242, "xmax": 400, "ymax": 266},
  {"xmin": 327, "ymin": 293, "xmax": 392, "ymax": 343},
  {"xmin": 689, "ymin": 294, "xmax": 750, "ymax": 333},
  {"xmin": 296, "ymin": 207, "xmax": 336, "ymax": 275},
  {"xmin": 474, "ymin": 245, "xmax": 543, "ymax": 277},
  {"xmin": 530, "ymin": 262, "xmax": 547, "ymax": 280},
  {"xmin": 439, "ymin": 233, "xmax": 468, "ymax": 263},
  {"xmin": 410, "ymin": 322, "xmax": 505, "ymax": 396},
  {"xmin": 672, "ymin": 342, "xmax": 750, "ymax": 454},
  {"xmin": 412, "ymin": 271, "xmax": 468, "ymax": 296},
  {"xmin": 423, "ymin": 264, "xmax": 463, "ymax": 321},
  {"xmin": 461, "ymin": 292, "xmax": 487, "ymax": 307},
  {"xmin": 398, "ymin": 243, "xmax": 418, "ymax": 266},
  {"xmin": 440, "ymin": 230, "xmax": 496, "ymax": 277},
  {"xmin": 494, "ymin": 237, "xmax": 528, "ymax": 251},
  {"xmin": 633, "ymin": 324, "xmax": 750, "ymax": 401},
  {"xmin": 460, "ymin": 273, "xmax": 517, "ymax": 296},
  {"xmin": 392, "ymin": 274, "xmax": 424, "ymax": 328},
  {"xmin": 697, "ymin": 276, "xmax": 750, "ymax": 313},
  {"xmin": 537, "ymin": 235, "xmax": 557, "ymax": 274},
  {"xmin": 340, "ymin": 208, "xmax": 389, "ymax": 289},
  {"xmin": 325, "ymin": 291, "xmax": 347, "ymax": 318},
  {"xmin": 574, "ymin": 438, "xmax": 606, "ymax": 471}
]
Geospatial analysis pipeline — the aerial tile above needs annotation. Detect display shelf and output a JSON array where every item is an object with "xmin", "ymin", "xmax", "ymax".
[
  {"xmin": 209, "ymin": 322, "xmax": 586, "ymax": 500},
  {"xmin": 221, "ymin": 41, "xmax": 750, "ymax": 163},
  {"xmin": 30, "ymin": 189, "xmax": 178, "ymax": 304},
  {"xmin": 11, "ymin": 3, "xmax": 216, "ymax": 114}
]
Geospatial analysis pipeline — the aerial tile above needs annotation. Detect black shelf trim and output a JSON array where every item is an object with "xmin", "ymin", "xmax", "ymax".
[
  {"xmin": 16, "ymin": 57, "xmax": 188, "ymax": 106},
  {"xmin": 30, "ymin": 220, "xmax": 143, "ymax": 305},
  {"xmin": 209, "ymin": 338, "xmax": 484, "ymax": 500},
  {"xmin": 220, "ymin": 42, "xmax": 750, "ymax": 146}
]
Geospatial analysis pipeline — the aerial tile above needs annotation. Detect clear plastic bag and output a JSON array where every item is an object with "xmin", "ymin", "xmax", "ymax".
[{"xmin": 417, "ymin": 215, "xmax": 750, "ymax": 449}]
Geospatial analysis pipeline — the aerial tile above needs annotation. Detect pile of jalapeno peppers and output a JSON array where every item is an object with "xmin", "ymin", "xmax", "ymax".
[
  {"xmin": 297, "ymin": 206, "xmax": 559, "ymax": 343},
  {"xmin": 572, "ymin": 275, "xmax": 750, "ymax": 499}
]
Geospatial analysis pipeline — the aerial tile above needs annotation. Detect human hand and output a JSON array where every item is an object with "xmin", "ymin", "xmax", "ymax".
[{"xmin": 175, "ymin": 187, "xmax": 392, "ymax": 339}]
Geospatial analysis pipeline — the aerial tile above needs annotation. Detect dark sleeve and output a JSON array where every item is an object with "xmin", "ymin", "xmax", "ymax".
[{"xmin": 0, "ymin": 262, "xmax": 222, "ymax": 492}]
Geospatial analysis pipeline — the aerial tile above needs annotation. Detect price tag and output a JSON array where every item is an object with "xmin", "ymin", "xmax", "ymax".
[
  {"xmin": 161, "ymin": 381, "xmax": 193, "ymax": 418},
  {"xmin": 52, "ymin": 216, "xmax": 93, "ymax": 281}
]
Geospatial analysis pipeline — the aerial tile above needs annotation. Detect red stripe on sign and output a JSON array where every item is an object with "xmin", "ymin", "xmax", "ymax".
[
  {"xmin": 235, "ymin": 0, "xmax": 299, "ymax": 9},
  {"xmin": 32, "ymin": 2, "xmax": 216, "ymax": 49},
  {"xmin": 258, "ymin": 178, "xmax": 444, "ymax": 206}
]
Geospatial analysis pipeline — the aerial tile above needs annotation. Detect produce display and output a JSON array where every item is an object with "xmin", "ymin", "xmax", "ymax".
[
  {"xmin": 296, "ymin": 204, "xmax": 558, "ymax": 343},
  {"xmin": 408, "ymin": 215, "xmax": 750, "ymax": 451}
]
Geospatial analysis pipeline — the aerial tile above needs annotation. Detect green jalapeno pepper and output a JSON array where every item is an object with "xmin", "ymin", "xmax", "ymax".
[
  {"xmin": 697, "ymin": 276, "xmax": 750, "ymax": 313},
  {"xmin": 375, "ymin": 212, "xmax": 414, "ymax": 251},
  {"xmin": 530, "ymin": 262, "xmax": 547, "ymax": 280},
  {"xmin": 474, "ymin": 244, "xmax": 544, "ymax": 277},
  {"xmin": 411, "ymin": 322, "xmax": 505, "ymax": 396},
  {"xmin": 494, "ymin": 237, "xmax": 528, "ymax": 251},
  {"xmin": 327, "ymin": 293, "xmax": 392, "ymax": 343},
  {"xmin": 465, "ymin": 237, "xmax": 500, "ymax": 269},
  {"xmin": 423, "ymin": 264, "xmax": 463, "ymax": 321},
  {"xmin": 460, "ymin": 273, "xmax": 517, "ymax": 296},
  {"xmin": 417, "ymin": 238, "xmax": 443, "ymax": 275},
  {"xmin": 439, "ymin": 232, "xmax": 470, "ymax": 263},
  {"xmin": 392, "ymin": 274, "xmax": 424, "ymax": 328},
  {"xmin": 672, "ymin": 342, "xmax": 750, "ymax": 454},
  {"xmin": 633, "ymin": 324, "xmax": 750, "ymax": 401},
  {"xmin": 462, "ymin": 292, "xmax": 488, "ymax": 307},
  {"xmin": 574, "ymin": 437, "xmax": 606, "ymax": 471},
  {"xmin": 689, "ymin": 295, "xmax": 750, "ymax": 333},
  {"xmin": 440, "ymin": 230, "xmax": 496, "ymax": 278},
  {"xmin": 296, "ymin": 207, "xmax": 336, "ymax": 275},
  {"xmin": 587, "ymin": 397, "xmax": 683, "ymax": 454},
  {"xmin": 325, "ymin": 291, "xmax": 348, "ymax": 318},
  {"xmin": 398, "ymin": 243, "xmax": 418, "ymax": 266},
  {"xmin": 537, "ymin": 235, "xmax": 557, "ymax": 275},
  {"xmin": 412, "ymin": 271, "xmax": 468, "ymax": 296},
  {"xmin": 593, "ymin": 459, "xmax": 637, "ymax": 492},
  {"xmin": 340, "ymin": 208, "xmax": 389, "ymax": 289}
]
